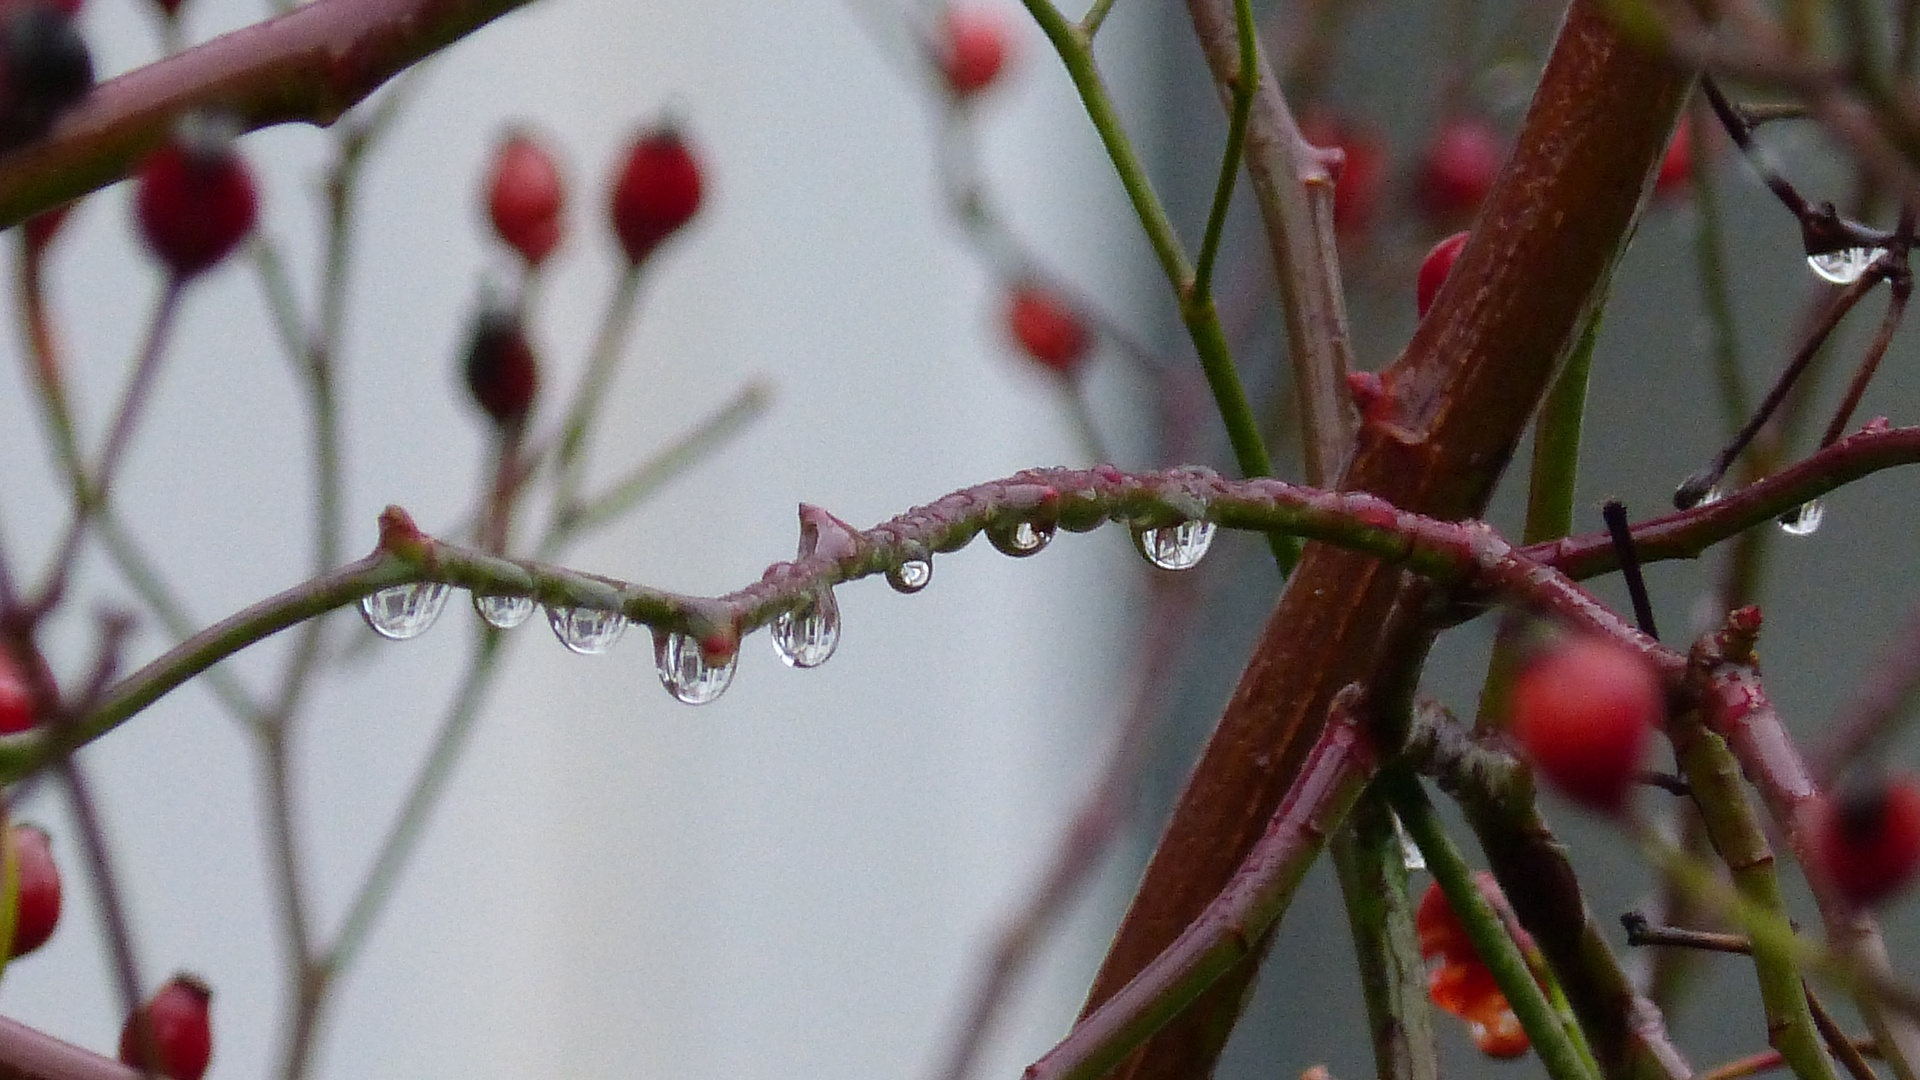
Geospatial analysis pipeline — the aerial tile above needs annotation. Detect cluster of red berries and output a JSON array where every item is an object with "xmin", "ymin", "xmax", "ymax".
[
  {"xmin": 467, "ymin": 122, "xmax": 705, "ymax": 425},
  {"xmin": 1415, "ymin": 874, "xmax": 1538, "ymax": 1058}
]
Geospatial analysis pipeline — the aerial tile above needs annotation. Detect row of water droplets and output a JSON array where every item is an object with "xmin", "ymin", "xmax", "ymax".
[
  {"xmin": 356, "ymin": 510, "xmax": 1220, "ymax": 704},
  {"xmin": 359, "ymin": 583, "xmax": 748, "ymax": 705},
  {"xmin": 1691, "ymin": 483, "xmax": 1826, "ymax": 538}
]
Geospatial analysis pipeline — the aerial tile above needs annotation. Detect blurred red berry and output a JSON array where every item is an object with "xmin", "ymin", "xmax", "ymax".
[
  {"xmin": 610, "ymin": 125, "xmax": 702, "ymax": 265},
  {"xmin": 462, "ymin": 305, "xmax": 539, "ymax": 425},
  {"xmin": 1415, "ymin": 876, "xmax": 1537, "ymax": 1059},
  {"xmin": 938, "ymin": 5, "xmax": 1009, "ymax": 97},
  {"xmin": 0, "ymin": 650, "xmax": 30, "ymax": 734},
  {"xmin": 1006, "ymin": 282, "xmax": 1089, "ymax": 376},
  {"xmin": 1417, "ymin": 115, "xmax": 1503, "ymax": 224},
  {"xmin": 120, "ymin": 974, "xmax": 213, "ymax": 1080},
  {"xmin": 1809, "ymin": 775, "xmax": 1920, "ymax": 907},
  {"xmin": 135, "ymin": 114, "xmax": 257, "ymax": 277},
  {"xmin": 1508, "ymin": 637, "xmax": 1663, "ymax": 813},
  {"xmin": 8, "ymin": 822, "xmax": 58, "ymax": 958},
  {"xmin": 1299, "ymin": 109, "xmax": 1386, "ymax": 237},
  {"xmin": 1653, "ymin": 116, "xmax": 1694, "ymax": 200},
  {"xmin": 22, "ymin": 198, "xmax": 73, "ymax": 254},
  {"xmin": 485, "ymin": 130, "xmax": 565, "ymax": 267},
  {"xmin": 1416, "ymin": 230, "xmax": 1470, "ymax": 319}
]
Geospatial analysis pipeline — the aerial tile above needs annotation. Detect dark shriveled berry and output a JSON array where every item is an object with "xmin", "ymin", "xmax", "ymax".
[
  {"xmin": 609, "ymin": 126, "xmax": 702, "ymax": 265},
  {"xmin": 463, "ymin": 306, "xmax": 539, "ymax": 425},
  {"xmin": 0, "ymin": 1, "xmax": 92, "ymax": 150},
  {"xmin": 135, "ymin": 114, "xmax": 258, "ymax": 277},
  {"xmin": 120, "ymin": 973, "xmax": 213, "ymax": 1080}
]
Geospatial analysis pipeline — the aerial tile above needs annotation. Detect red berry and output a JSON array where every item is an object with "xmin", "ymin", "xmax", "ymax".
[
  {"xmin": 485, "ymin": 130, "xmax": 565, "ymax": 268},
  {"xmin": 1653, "ymin": 115, "xmax": 1693, "ymax": 200},
  {"xmin": 462, "ymin": 305, "xmax": 539, "ymax": 424},
  {"xmin": 609, "ymin": 126, "xmax": 702, "ymax": 265},
  {"xmin": 1508, "ymin": 637, "xmax": 1663, "ymax": 813},
  {"xmin": 1417, "ymin": 115, "xmax": 1504, "ymax": 224},
  {"xmin": 0, "ymin": 650, "xmax": 31, "ymax": 734},
  {"xmin": 8, "ymin": 823, "xmax": 59, "ymax": 958},
  {"xmin": 135, "ymin": 114, "xmax": 257, "ymax": 277},
  {"xmin": 1808, "ymin": 775, "xmax": 1920, "ymax": 907},
  {"xmin": 1299, "ymin": 109, "xmax": 1386, "ymax": 238},
  {"xmin": 22, "ymin": 198, "xmax": 72, "ymax": 254},
  {"xmin": 119, "ymin": 974, "xmax": 213, "ymax": 1080},
  {"xmin": 938, "ymin": 5, "xmax": 1009, "ymax": 98},
  {"xmin": 1006, "ymin": 282, "xmax": 1090, "ymax": 376},
  {"xmin": 1415, "ymin": 876, "xmax": 1537, "ymax": 1059},
  {"xmin": 1416, "ymin": 230, "xmax": 1470, "ymax": 319}
]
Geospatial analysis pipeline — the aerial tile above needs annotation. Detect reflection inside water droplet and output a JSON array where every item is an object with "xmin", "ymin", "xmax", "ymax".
[
  {"xmin": 772, "ymin": 587, "xmax": 841, "ymax": 669},
  {"xmin": 655, "ymin": 630, "xmax": 738, "ymax": 705},
  {"xmin": 1133, "ymin": 519, "xmax": 1216, "ymax": 571},
  {"xmin": 886, "ymin": 558, "xmax": 932, "ymax": 594},
  {"xmin": 547, "ymin": 605, "xmax": 628, "ymax": 655},
  {"xmin": 360, "ymin": 582, "xmax": 452, "ymax": 640},
  {"xmin": 473, "ymin": 593, "xmax": 535, "ymax": 629},
  {"xmin": 988, "ymin": 520, "xmax": 1054, "ymax": 558},
  {"xmin": 1778, "ymin": 498, "xmax": 1825, "ymax": 537},
  {"xmin": 1807, "ymin": 247, "xmax": 1887, "ymax": 285}
]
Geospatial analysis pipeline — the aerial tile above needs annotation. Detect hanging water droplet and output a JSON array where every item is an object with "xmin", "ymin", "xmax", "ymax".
[
  {"xmin": 1807, "ymin": 247, "xmax": 1887, "ymax": 285},
  {"xmin": 472, "ymin": 593, "xmax": 535, "ymax": 629},
  {"xmin": 987, "ymin": 520, "xmax": 1055, "ymax": 558},
  {"xmin": 547, "ymin": 605, "xmax": 628, "ymax": 655},
  {"xmin": 1391, "ymin": 810, "xmax": 1425, "ymax": 872},
  {"xmin": 655, "ymin": 630, "xmax": 738, "ymax": 705},
  {"xmin": 1777, "ymin": 498, "xmax": 1826, "ymax": 537},
  {"xmin": 1133, "ymin": 519, "xmax": 1216, "ymax": 571},
  {"xmin": 772, "ymin": 587, "xmax": 840, "ymax": 669},
  {"xmin": 886, "ymin": 558, "xmax": 932, "ymax": 594},
  {"xmin": 360, "ymin": 582, "xmax": 452, "ymax": 640}
]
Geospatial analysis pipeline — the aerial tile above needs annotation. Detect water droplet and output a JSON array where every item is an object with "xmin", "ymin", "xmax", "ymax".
[
  {"xmin": 1392, "ymin": 810, "xmax": 1425, "ymax": 872},
  {"xmin": 547, "ymin": 605, "xmax": 628, "ymax": 655},
  {"xmin": 772, "ymin": 587, "xmax": 840, "ymax": 669},
  {"xmin": 1778, "ymin": 498, "xmax": 1825, "ymax": 537},
  {"xmin": 1696, "ymin": 483, "xmax": 1723, "ymax": 507},
  {"xmin": 472, "ymin": 593, "xmax": 535, "ymax": 629},
  {"xmin": 987, "ymin": 520, "xmax": 1054, "ymax": 558},
  {"xmin": 1133, "ymin": 519, "xmax": 1216, "ymax": 571},
  {"xmin": 360, "ymin": 582, "xmax": 452, "ymax": 640},
  {"xmin": 1808, "ymin": 247, "xmax": 1887, "ymax": 285},
  {"xmin": 655, "ymin": 630, "xmax": 737, "ymax": 705},
  {"xmin": 886, "ymin": 558, "xmax": 932, "ymax": 594}
]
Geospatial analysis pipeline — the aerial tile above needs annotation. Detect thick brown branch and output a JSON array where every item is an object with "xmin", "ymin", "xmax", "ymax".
[
  {"xmin": 0, "ymin": 0, "xmax": 539, "ymax": 228},
  {"xmin": 1075, "ymin": 5, "xmax": 1693, "ymax": 1080}
]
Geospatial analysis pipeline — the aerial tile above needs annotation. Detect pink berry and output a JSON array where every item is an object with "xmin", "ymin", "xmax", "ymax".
[
  {"xmin": 1299, "ymin": 109, "xmax": 1386, "ymax": 238},
  {"xmin": 462, "ymin": 305, "xmax": 539, "ymax": 425},
  {"xmin": 1006, "ymin": 282, "xmax": 1090, "ymax": 376},
  {"xmin": 8, "ymin": 823, "xmax": 58, "ymax": 958},
  {"xmin": 1416, "ymin": 231, "xmax": 1470, "ymax": 319},
  {"xmin": 1508, "ymin": 637, "xmax": 1663, "ymax": 813},
  {"xmin": 0, "ymin": 650, "xmax": 31, "ymax": 734},
  {"xmin": 120, "ymin": 974, "xmax": 213, "ymax": 1080},
  {"xmin": 938, "ymin": 5, "xmax": 1009, "ymax": 97},
  {"xmin": 1417, "ymin": 115, "xmax": 1504, "ymax": 224},
  {"xmin": 609, "ymin": 125, "xmax": 702, "ymax": 265},
  {"xmin": 135, "ymin": 114, "xmax": 257, "ymax": 277},
  {"xmin": 1808, "ymin": 775, "xmax": 1920, "ymax": 907},
  {"xmin": 485, "ymin": 130, "xmax": 565, "ymax": 268}
]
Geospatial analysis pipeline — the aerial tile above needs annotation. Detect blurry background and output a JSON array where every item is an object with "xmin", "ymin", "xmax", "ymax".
[{"xmin": 0, "ymin": 2, "xmax": 1917, "ymax": 1080}]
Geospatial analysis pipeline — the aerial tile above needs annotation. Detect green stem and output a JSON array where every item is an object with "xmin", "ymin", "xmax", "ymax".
[
  {"xmin": 1190, "ymin": 0, "xmax": 1256, "ymax": 304},
  {"xmin": 1389, "ymin": 771, "xmax": 1599, "ymax": 1080},
  {"xmin": 552, "ymin": 266, "xmax": 645, "ymax": 524},
  {"xmin": 1332, "ymin": 794, "xmax": 1439, "ymax": 1080}
]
